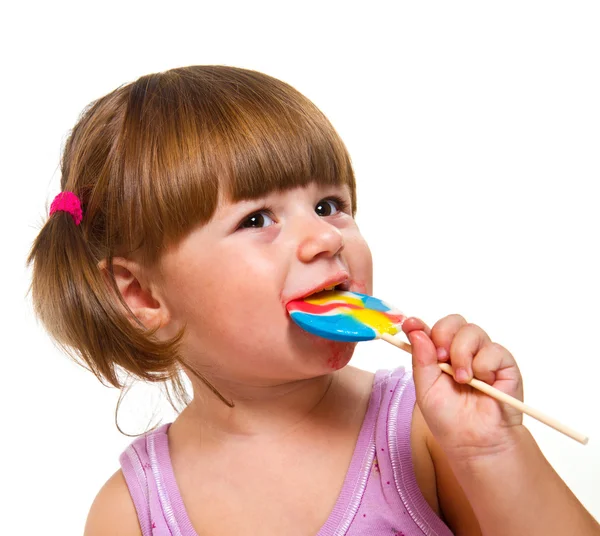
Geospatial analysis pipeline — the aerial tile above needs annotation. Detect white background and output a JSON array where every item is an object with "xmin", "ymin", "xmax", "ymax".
[{"xmin": 2, "ymin": 1, "xmax": 598, "ymax": 533}]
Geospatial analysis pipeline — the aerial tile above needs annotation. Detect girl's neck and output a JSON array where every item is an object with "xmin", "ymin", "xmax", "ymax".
[{"xmin": 174, "ymin": 366, "xmax": 364, "ymax": 442}]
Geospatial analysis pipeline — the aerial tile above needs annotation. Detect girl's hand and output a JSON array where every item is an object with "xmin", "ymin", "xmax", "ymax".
[{"xmin": 403, "ymin": 315, "xmax": 524, "ymax": 462}]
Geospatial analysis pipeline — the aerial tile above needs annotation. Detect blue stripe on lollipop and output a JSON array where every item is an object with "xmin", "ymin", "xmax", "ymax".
[{"xmin": 289, "ymin": 311, "xmax": 377, "ymax": 342}]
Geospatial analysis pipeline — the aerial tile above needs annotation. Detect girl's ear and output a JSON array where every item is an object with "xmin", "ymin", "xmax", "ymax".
[{"xmin": 97, "ymin": 257, "xmax": 170, "ymax": 332}]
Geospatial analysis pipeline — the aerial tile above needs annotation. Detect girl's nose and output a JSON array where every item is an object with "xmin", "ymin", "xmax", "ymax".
[{"xmin": 296, "ymin": 217, "xmax": 345, "ymax": 262}]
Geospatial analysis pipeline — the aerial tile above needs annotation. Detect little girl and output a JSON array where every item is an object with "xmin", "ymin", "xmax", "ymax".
[{"xmin": 28, "ymin": 66, "xmax": 599, "ymax": 535}]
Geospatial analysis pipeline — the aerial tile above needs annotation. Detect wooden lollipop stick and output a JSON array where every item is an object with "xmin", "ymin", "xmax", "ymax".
[{"xmin": 379, "ymin": 332, "xmax": 589, "ymax": 445}]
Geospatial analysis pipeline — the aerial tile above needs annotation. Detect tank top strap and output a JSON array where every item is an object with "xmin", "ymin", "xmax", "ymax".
[
  {"xmin": 120, "ymin": 423, "xmax": 194, "ymax": 535},
  {"xmin": 377, "ymin": 367, "xmax": 454, "ymax": 535}
]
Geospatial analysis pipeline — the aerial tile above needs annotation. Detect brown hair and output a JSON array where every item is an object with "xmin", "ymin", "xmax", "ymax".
[{"xmin": 27, "ymin": 65, "xmax": 357, "ymax": 424}]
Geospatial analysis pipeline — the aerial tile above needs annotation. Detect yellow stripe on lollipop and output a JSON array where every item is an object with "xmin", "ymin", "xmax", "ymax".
[
  {"xmin": 350, "ymin": 309, "xmax": 400, "ymax": 336},
  {"xmin": 304, "ymin": 291, "xmax": 364, "ymax": 308}
]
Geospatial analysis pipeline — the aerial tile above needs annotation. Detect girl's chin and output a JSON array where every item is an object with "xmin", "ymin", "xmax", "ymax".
[
  {"xmin": 314, "ymin": 338, "xmax": 356, "ymax": 371},
  {"xmin": 286, "ymin": 324, "xmax": 356, "ymax": 370}
]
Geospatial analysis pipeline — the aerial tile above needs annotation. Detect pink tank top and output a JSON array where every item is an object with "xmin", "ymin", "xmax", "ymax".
[{"xmin": 120, "ymin": 367, "xmax": 453, "ymax": 535}]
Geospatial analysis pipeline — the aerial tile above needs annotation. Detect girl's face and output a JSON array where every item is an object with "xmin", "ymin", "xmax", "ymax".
[{"xmin": 156, "ymin": 182, "xmax": 373, "ymax": 386}]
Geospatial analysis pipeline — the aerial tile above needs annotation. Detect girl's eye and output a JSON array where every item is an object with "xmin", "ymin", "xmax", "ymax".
[
  {"xmin": 315, "ymin": 197, "xmax": 346, "ymax": 217},
  {"xmin": 238, "ymin": 210, "xmax": 275, "ymax": 229}
]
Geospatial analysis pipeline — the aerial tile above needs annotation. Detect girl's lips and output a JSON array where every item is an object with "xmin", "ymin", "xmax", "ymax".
[{"xmin": 283, "ymin": 273, "xmax": 350, "ymax": 308}]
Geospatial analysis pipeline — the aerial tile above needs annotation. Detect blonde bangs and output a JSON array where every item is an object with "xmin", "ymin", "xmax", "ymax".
[{"xmin": 102, "ymin": 66, "xmax": 356, "ymax": 264}]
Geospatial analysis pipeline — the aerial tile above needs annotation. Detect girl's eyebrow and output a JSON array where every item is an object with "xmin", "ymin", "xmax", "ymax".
[
  {"xmin": 226, "ymin": 197, "xmax": 267, "ymax": 213},
  {"xmin": 213, "ymin": 198, "xmax": 268, "ymax": 226},
  {"xmin": 219, "ymin": 185, "xmax": 351, "ymax": 215}
]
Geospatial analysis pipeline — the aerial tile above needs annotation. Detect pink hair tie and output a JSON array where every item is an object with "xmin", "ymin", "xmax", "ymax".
[{"xmin": 49, "ymin": 191, "xmax": 83, "ymax": 226}]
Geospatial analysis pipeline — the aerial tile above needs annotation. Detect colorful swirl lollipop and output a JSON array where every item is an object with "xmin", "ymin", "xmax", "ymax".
[
  {"xmin": 286, "ymin": 290, "xmax": 406, "ymax": 342},
  {"xmin": 286, "ymin": 289, "xmax": 588, "ymax": 445}
]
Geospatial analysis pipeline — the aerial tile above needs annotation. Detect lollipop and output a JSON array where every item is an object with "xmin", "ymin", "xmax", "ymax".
[
  {"xmin": 286, "ymin": 290, "xmax": 406, "ymax": 342},
  {"xmin": 287, "ymin": 290, "xmax": 588, "ymax": 445}
]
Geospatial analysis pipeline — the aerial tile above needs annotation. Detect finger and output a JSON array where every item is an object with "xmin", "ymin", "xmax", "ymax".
[
  {"xmin": 449, "ymin": 323, "xmax": 492, "ymax": 383},
  {"xmin": 430, "ymin": 314, "xmax": 468, "ymax": 363},
  {"xmin": 472, "ymin": 342, "xmax": 523, "ymax": 397},
  {"xmin": 471, "ymin": 343, "xmax": 505, "ymax": 384},
  {"xmin": 402, "ymin": 319, "xmax": 442, "ymax": 396},
  {"xmin": 402, "ymin": 317, "xmax": 431, "ymax": 337}
]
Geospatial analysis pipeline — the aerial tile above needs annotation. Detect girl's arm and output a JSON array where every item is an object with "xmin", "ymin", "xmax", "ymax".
[
  {"xmin": 440, "ymin": 425, "xmax": 600, "ymax": 536},
  {"xmin": 403, "ymin": 315, "xmax": 599, "ymax": 536},
  {"xmin": 413, "ymin": 403, "xmax": 482, "ymax": 535}
]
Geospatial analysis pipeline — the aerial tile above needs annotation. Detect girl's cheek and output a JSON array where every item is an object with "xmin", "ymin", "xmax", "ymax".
[
  {"xmin": 353, "ymin": 249, "xmax": 374, "ymax": 295},
  {"xmin": 352, "ymin": 280, "xmax": 368, "ymax": 294}
]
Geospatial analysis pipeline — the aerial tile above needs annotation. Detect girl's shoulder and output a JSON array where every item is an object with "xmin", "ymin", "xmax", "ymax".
[
  {"xmin": 83, "ymin": 469, "xmax": 142, "ymax": 536},
  {"xmin": 85, "ymin": 423, "xmax": 171, "ymax": 536}
]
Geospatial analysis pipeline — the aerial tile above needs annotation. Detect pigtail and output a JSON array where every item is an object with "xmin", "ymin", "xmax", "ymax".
[
  {"xmin": 27, "ymin": 199, "xmax": 232, "ymax": 416},
  {"xmin": 27, "ymin": 202, "xmax": 175, "ymax": 387}
]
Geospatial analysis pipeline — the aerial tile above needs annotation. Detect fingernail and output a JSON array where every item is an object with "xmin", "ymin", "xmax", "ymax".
[
  {"xmin": 455, "ymin": 368, "xmax": 470, "ymax": 382},
  {"xmin": 436, "ymin": 347, "xmax": 448, "ymax": 361}
]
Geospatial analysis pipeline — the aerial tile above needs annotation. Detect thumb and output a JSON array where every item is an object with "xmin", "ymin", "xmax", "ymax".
[{"xmin": 403, "ymin": 321, "xmax": 443, "ymax": 397}]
